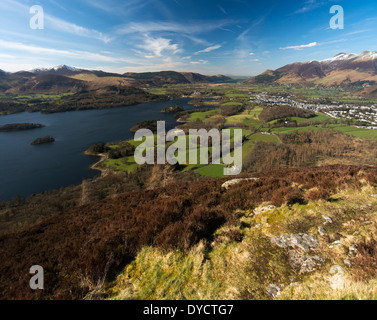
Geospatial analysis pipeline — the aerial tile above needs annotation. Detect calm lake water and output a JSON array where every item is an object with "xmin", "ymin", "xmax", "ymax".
[{"xmin": 0, "ymin": 98, "xmax": 195, "ymax": 200}]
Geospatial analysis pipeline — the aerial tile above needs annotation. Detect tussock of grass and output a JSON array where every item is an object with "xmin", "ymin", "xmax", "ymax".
[{"xmin": 278, "ymin": 274, "xmax": 377, "ymax": 300}]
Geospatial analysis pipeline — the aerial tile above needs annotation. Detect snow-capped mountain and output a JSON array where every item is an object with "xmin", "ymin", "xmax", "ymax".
[
  {"xmin": 323, "ymin": 51, "xmax": 377, "ymax": 63},
  {"xmin": 321, "ymin": 51, "xmax": 377, "ymax": 72},
  {"xmin": 253, "ymin": 51, "xmax": 377, "ymax": 86},
  {"xmin": 29, "ymin": 65, "xmax": 82, "ymax": 76}
]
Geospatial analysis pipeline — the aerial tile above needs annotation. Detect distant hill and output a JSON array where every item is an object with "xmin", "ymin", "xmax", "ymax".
[
  {"xmin": 29, "ymin": 65, "xmax": 85, "ymax": 76},
  {"xmin": 0, "ymin": 66, "xmax": 232, "ymax": 94},
  {"xmin": 123, "ymin": 71, "xmax": 191, "ymax": 86},
  {"xmin": 7, "ymin": 74, "xmax": 88, "ymax": 94},
  {"xmin": 123, "ymin": 71, "xmax": 232, "ymax": 86},
  {"xmin": 250, "ymin": 51, "xmax": 377, "ymax": 88},
  {"xmin": 0, "ymin": 71, "xmax": 31, "ymax": 93},
  {"xmin": 180, "ymin": 72, "xmax": 232, "ymax": 83}
]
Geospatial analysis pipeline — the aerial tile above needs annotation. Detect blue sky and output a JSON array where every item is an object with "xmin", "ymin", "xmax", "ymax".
[{"xmin": 0, "ymin": 0, "xmax": 376, "ymax": 75}]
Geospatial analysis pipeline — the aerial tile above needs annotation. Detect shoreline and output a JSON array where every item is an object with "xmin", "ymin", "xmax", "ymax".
[
  {"xmin": 83, "ymin": 150, "xmax": 110, "ymax": 177},
  {"xmin": 0, "ymin": 95, "xmax": 172, "ymax": 117}
]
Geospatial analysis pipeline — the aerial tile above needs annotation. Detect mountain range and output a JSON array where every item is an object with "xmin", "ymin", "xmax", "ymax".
[
  {"xmin": 0, "ymin": 65, "xmax": 233, "ymax": 94},
  {"xmin": 2, "ymin": 51, "xmax": 377, "ymax": 95},
  {"xmin": 251, "ymin": 51, "xmax": 377, "ymax": 91}
]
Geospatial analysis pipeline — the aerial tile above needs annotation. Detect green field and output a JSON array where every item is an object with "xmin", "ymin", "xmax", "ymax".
[
  {"xmin": 194, "ymin": 164, "xmax": 227, "ymax": 178},
  {"xmin": 292, "ymin": 113, "xmax": 332, "ymax": 123},
  {"xmin": 225, "ymin": 93, "xmax": 250, "ymax": 98},
  {"xmin": 104, "ymin": 156, "xmax": 139, "ymax": 173},
  {"xmin": 185, "ymin": 109, "xmax": 221, "ymax": 122},
  {"xmin": 268, "ymin": 113, "xmax": 333, "ymax": 125},
  {"xmin": 329, "ymin": 125, "xmax": 377, "ymax": 141},
  {"xmin": 95, "ymin": 82, "xmax": 377, "ymax": 177},
  {"xmin": 221, "ymin": 102, "xmax": 243, "ymax": 106},
  {"xmin": 270, "ymin": 125, "xmax": 324, "ymax": 134},
  {"xmin": 225, "ymin": 110, "xmax": 263, "ymax": 128}
]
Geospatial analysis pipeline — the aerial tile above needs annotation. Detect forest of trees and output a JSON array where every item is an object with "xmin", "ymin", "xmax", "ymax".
[
  {"xmin": 0, "ymin": 86, "xmax": 165, "ymax": 114},
  {"xmin": 0, "ymin": 123, "xmax": 44, "ymax": 132},
  {"xmin": 161, "ymin": 105, "xmax": 184, "ymax": 113},
  {"xmin": 244, "ymin": 130, "xmax": 377, "ymax": 173},
  {"xmin": 108, "ymin": 143, "xmax": 135, "ymax": 159},
  {"xmin": 220, "ymin": 104, "xmax": 245, "ymax": 116},
  {"xmin": 130, "ymin": 120, "xmax": 160, "ymax": 133},
  {"xmin": 30, "ymin": 136, "xmax": 55, "ymax": 145},
  {"xmin": 259, "ymin": 105, "xmax": 315, "ymax": 123}
]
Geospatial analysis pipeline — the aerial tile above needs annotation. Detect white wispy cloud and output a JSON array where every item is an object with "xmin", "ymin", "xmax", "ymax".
[
  {"xmin": 80, "ymin": 0, "xmax": 152, "ymax": 15},
  {"xmin": 234, "ymin": 49, "xmax": 253, "ymax": 59},
  {"xmin": 295, "ymin": 0, "xmax": 337, "ymax": 14},
  {"xmin": 0, "ymin": 0, "xmax": 112, "ymax": 43},
  {"xmin": 195, "ymin": 45, "xmax": 222, "ymax": 54},
  {"xmin": 280, "ymin": 42, "xmax": 319, "ymax": 50},
  {"xmin": 345, "ymin": 29, "xmax": 370, "ymax": 36},
  {"xmin": 190, "ymin": 60, "xmax": 208, "ymax": 65},
  {"xmin": 295, "ymin": 0, "xmax": 322, "ymax": 13},
  {"xmin": 0, "ymin": 53, "xmax": 16, "ymax": 59},
  {"xmin": 116, "ymin": 20, "xmax": 238, "ymax": 35},
  {"xmin": 137, "ymin": 35, "xmax": 182, "ymax": 57},
  {"xmin": 45, "ymin": 15, "xmax": 113, "ymax": 43},
  {"xmin": 181, "ymin": 34, "xmax": 211, "ymax": 46},
  {"xmin": 0, "ymin": 40, "xmax": 133, "ymax": 64},
  {"xmin": 218, "ymin": 5, "xmax": 227, "ymax": 15},
  {"xmin": 115, "ymin": 20, "xmax": 237, "ymax": 49},
  {"xmin": 236, "ymin": 16, "xmax": 266, "ymax": 42}
]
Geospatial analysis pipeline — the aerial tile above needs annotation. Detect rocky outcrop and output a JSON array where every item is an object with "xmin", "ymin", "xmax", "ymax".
[
  {"xmin": 271, "ymin": 233, "xmax": 324, "ymax": 274},
  {"xmin": 267, "ymin": 284, "xmax": 281, "ymax": 298},
  {"xmin": 253, "ymin": 205, "xmax": 277, "ymax": 215},
  {"xmin": 271, "ymin": 233, "xmax": 320, "ymax": 252},
  {"xmin": 288, "ymin": 250, "xmax": 324, "ymax": 274},
  {"xmin": 221, "ymin": 178, "xmax": 258, "ymax": 190}
]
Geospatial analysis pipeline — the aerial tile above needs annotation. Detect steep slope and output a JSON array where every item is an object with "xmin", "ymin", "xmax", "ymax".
[
  {"xmin": 6, "ymin": 74, "xmax": 87, "ymax": 94},
  {"xmin": 251, "ymin": 51, "xmax": 377, "ymax": 86},
  {"xmin": 276, "ymin": 60, "xmax": 326, "ymax": 83},
  {"xmin": 0, "ymin": 165, "xmax": 376, "ymax": 300},
  {"xmin": 0, "ymin": 71, "xmax": 33, "ymax": 93}
]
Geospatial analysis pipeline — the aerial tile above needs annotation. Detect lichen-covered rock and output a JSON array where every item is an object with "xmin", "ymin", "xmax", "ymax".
[
  {"xmin": 271, "ymin": 233, "xmax": 320, "ymax": 252},
  {"xmin": 267, "ymin": 284, "xmax": 281, "ymax": 298},
  {"xmin": 253, "ymin": 205, "xmax": 277, "ymax": 215},
  {"xmin": 288, "ymin": 250, "xmax": 324, "ymax": 274},
  {"xmin": 221, "ymin": 178, "xmax": 258, "ymax": 190},
  {"xmin": 322, "ymin": 215, "xmax": 333, "ymax": 225},
  {"xmin": 318, "ymin": 226, "xmax": 327, "ymax": 236}
]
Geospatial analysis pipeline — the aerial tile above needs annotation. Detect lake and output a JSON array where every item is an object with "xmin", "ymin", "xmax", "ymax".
[{"xmin": 0, "ymin": 98, "xmax": 196, "ymax": 200}]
